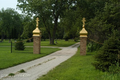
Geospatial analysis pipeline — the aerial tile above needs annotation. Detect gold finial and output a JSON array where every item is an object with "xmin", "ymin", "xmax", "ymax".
[
  {"xmin": 36, "ymin": 17, "xmax": 39, "ymax": 28},
  {"xmin": 82, "ymin": 17, "xmax": 86, "ymax": 28},
  {"xmin": 80, "ymin": 17, "xmax": 88, "ymax": 37},
  {"xmin": 33, "ymin": 17, "xmax": 40, "ymax": 36}
]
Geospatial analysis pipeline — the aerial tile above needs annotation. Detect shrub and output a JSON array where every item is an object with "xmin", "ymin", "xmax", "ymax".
[
  {"xmin": 87, "ymin": 42, "xmax": 102, "ymax": 52},
  {"xmin": 92, "ymin": 35, "xmax": 120, "ymax": 72},
  {"xmin": 74, "ymin": 37, "xmax": 79, "ymax": 42},
  {"xmin": 15, "ymin": 39, "xmax": 25, "ymax": 50}
]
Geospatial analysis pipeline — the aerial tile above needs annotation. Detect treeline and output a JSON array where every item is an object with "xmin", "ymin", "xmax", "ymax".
[
  {"xmin": 0, "ymin": 0, "xmax": 119, "ymax": 45},
  {"xmin": 0, "ymin": 8, "xmax": 34, "ymax": 41}
]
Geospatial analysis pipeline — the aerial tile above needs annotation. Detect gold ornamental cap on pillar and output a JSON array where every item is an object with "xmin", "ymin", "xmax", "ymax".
[
  {"xmin": 33, "ymin": 17, "xmax": 41, "ymax": 36},
  {"xmin": 80, "ymin": 18, "xmax": 88, "ymax": 37}
]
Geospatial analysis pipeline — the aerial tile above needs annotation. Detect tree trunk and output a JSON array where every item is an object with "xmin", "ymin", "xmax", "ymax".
[
  {"xmin": 50, "ymin": 16, "xmax": 58, "ymax": 45},
  {"xmin": 50, "ymin": 37, "xmax": 55, "ymax": 45},
  {"xmin": 41, "ymin": 15, "xmax": 58, "ymax": 45},
  {"xmin": 49, "ymin": 27, "xmax": 56, "ymax": 45},
  {"xmin": 1, "ymin": 33, "xmax": 4, "ymax": 42},
  {"xmin": 9, "ymin": 39, "xmax": 11, "ymax": 43}
]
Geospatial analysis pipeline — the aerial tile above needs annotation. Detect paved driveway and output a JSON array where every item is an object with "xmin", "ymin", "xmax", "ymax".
[{"xmin": 0, "ymin": 43, "xmax": 79, "ymax": 80}]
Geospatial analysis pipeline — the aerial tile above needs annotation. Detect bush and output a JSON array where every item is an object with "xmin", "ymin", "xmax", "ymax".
[
  {"xmin": 74, "ymin": 37, "xmax": 79, "ymax": 42},
  {"xmin": 63, "ymin": 32, "xmax": 69, "ymax": 41},
  {"xmin": 109, "ymin": 62, "xmax": 120, "ymax": 74},
  {"xmin": 15, "ymin": 39, "xmax": 25, "ymax": 50},
  {"xmin": 92, "ymin": 35, "xmax": 120, "ymax": 72},
  {"xmin": 87, "ymin": 42, "xmax": 102, "ymax": 52}
]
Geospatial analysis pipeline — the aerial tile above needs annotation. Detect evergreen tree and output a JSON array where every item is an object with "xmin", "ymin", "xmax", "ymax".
[
  {"xmin": 92, "ymin": 32, "xmax": 120, "ymax": 72},
  {"xmin": 15, "ymin": 39, "xmax": 25, "ymax": 50}
]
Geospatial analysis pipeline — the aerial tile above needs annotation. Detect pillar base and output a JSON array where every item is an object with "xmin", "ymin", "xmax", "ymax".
[
  {"xmin": 80, "ymin": 37, "xmax": 87, "ymax": 55},
  {"xmin": 33, "ymin": 36, "xmax": 41, "ymax": 54}
]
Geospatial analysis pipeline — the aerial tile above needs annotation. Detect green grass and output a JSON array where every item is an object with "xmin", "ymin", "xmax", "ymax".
[
  {"xmin": 37, "ymin": 48, "xmax": 120, "ymax": 80},
  {"xmin": 0, "ymin": 47, "xmax": 60, "ymax": 70},
  {"xmin": 25, "ymin": 39, "xmax": 76, "ymax": 47},
  {"xmin": 0, "ymin": 39, "xmax": 76, "ymax": 70},
  {"xmin": 0, "ymin": 39, "xmax": 76, "ymax": 47}
]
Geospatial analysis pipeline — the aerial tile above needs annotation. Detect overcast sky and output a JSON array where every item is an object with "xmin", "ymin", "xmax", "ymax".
[{"xmin": 0, "ymin": 0, "xmax": 22, "ymax": 13}]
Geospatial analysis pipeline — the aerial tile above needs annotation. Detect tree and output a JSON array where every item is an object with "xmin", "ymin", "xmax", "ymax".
[
  {"xmin": 60, "ymin": 7, "xmax": 81, "ymax": 41},
  {"xmin": 17, "ymin": 0, "xmax": 75, "ymax": 44},
  {"xmin": 15, "ymin": 38, "xmax": 25, "ymax": 50},
  {"xmin": 87, "ymin": 0, "xmax": 120, "ymax": 43},
  {"xmin": 0, "ymin": 8, "xmax": 23, "ymax": 41},
  {"xmin": 87, "ymin": 0, "xmax": 120, "ymax": 72},
  {"xmin": 60, "ymin": 0, "xmax": 99, "ymax": 41},
  {"xmin": 21, "ymin": 15, "xmax": 35, "ymax": 39},
  {"xmin": 92, "ymin": 31, "xmax": 120, "ymax": 72}
]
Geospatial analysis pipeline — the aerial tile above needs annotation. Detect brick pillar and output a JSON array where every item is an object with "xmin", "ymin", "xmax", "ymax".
[
  {"xmin": 33, "ymin": 36, "xmax": 41, "ymax": 54},
  {"xmin": 80, "ymin": 37, "xmax": 87, "ymax": 55},
  {"xmin": 80, "ymin": 18, "xmax": 88, "ymax": 56},
  {"xmin": 33, "ymin": 17, "xmax": 41, "ymax": 54}
]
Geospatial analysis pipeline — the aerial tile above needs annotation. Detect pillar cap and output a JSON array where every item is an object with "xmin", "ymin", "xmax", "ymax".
[
  {"xmin": 80, "ymin": 28, "xmax": 88, "ymax": 37},
  {"xmin": 33, "ymin": 28, "xmax": 41, "ymax": 36}
]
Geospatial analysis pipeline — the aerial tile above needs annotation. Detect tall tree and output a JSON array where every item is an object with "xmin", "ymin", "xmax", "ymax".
[
  {"xmin": 17, "ymin": 0, "xmax": 75, "ymax": 44},
  {"xmin": 0, "ymin": 8, "xmax": 23, "ymax": 41},
  {"xmin": 21, "ymin": 15, "xmax": 35, "ymax": 38},
  {"xmin": 87, "ymin": 0, "xmax": 120, "ymax": 43}
]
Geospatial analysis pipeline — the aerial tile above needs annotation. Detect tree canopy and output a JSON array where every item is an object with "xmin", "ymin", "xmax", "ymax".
[
  {"xmin": 0, "ymin": 8, "xmax": 23, "ymax": 41},
  {"xmin": 0, "ymin": 0, "xmax": 119, "ymax": 45},
  {"xmin": 17, "ymin": 0, "xmax": 76, "ymax": 44}
]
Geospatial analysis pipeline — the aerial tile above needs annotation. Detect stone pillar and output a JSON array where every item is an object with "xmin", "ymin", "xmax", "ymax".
[
  {"xmin": 33, "ymin": 17, "xmax": 41, "ymax": 54},
  {"xmin": 80, "ymin": 18, "xmax": 88, "ymax": 55}
]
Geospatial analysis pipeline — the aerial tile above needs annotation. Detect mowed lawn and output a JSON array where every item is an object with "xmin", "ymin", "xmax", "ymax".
[
  {"xmin": 0, "ymin": 47, "xmax": 60, "ymax": 70},
  {"xmin": 0, "ymin": 39, "xmax": 77, "ymax": 70},
  {"xmin": 25, "ymin": 39, "xmax": 77, "ymax": 47},
  {"xmin": 0, "ymin": 39, "xmax": 76, "ymax": 47},
  {"xmin": 37, "ymin": 49, "xmax": 120, "ymax": 80}
]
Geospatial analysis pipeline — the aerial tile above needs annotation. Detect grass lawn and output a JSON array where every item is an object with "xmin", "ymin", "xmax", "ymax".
[
  {"xmin": 0, "ymin": 47, "xmax": 60, "ymax": 70},
  {"xmin": 24, "ymin": 39, "xmax": 76, "ymax": 47},
  {"xmin": 37, "ymin": 48, "xmax": 120, "ymax": 80},
  {"xmin": 0, "ymin": 39, "xmax": 76, "ymax": 70},
  {"xmin": 0, "ymin": 39, "xmax": 76, "ymax": 47}
]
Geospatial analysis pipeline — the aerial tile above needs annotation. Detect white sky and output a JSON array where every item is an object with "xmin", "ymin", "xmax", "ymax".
[{"xmin": 0, "ymin": 0, "xmax": 22, "ymax": 13}]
